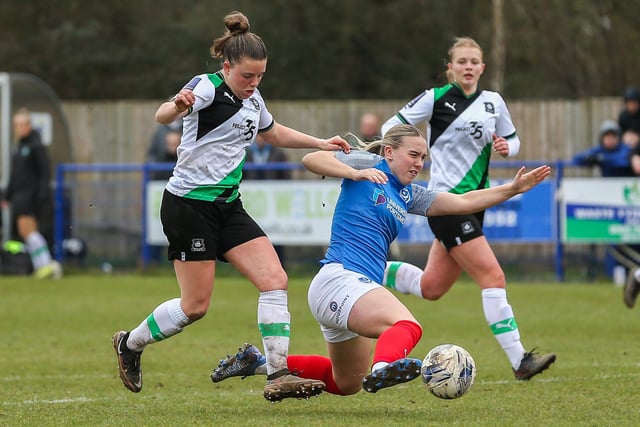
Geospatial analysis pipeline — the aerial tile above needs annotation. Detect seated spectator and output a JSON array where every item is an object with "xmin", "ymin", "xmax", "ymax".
[{"xmin": 573, "ymin": 120, "xmax": 633, "ymax": 177}]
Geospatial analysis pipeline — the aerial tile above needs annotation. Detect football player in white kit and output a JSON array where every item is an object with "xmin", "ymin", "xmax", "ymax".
[
  {"xmin": 211, "ymin": 124, "xmax": 550, "ymax": 396},
  {"xmin": 112, "ymin": 11, "xmax": 350, "ymax": 402},
  {"xmin": 380, "ymin": 37, "xmax": 556, "ymax": 381}
]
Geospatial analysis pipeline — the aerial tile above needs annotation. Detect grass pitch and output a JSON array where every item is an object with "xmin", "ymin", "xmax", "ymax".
[{"xmin": 1, "ymin": 272, "xmax": 638, "ymax": 426}]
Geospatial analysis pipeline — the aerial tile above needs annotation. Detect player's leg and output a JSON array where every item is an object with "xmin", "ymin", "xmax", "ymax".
[
  {"xmin": 113, "ymin": 190, "xmax": 215, "ymax": 393},
  {"xmin": 325, "ymin": 336, "xmax": 373, "ymax": 395},
  {"xmin": 382, "ymin": 240, "xmax": 463, "ymax": 299},
  {"xmin": 450, "ymin": 236, "xmax": 555, "ymax": 380},
  {"xmin": 14, "ymin": 204, "xmax": 60, "ymax": 279},
  {"xmin": 226, "ymin": 236, "xmax": 325, "ymax": 401},
  {"xmin": 343, "ymin": 285, "xmax": 423, "ymax": 393},
  {"xmin": 210, "ymin": 339, "xmax": 366, "ymax": 396},
  {"xmin": 114, "ymin": 260, "xmax": 213, "ymax": 392}
]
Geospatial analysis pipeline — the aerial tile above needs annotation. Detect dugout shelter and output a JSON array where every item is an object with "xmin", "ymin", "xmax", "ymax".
[{"xmin": 0, "ymin": 72, "xmax": 72, "ymax": 245}]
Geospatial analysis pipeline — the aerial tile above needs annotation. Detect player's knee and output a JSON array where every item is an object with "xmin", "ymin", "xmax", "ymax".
[
  {"xmin": 182, "ymin": 300, "xmax": 210, "ymax": 321},
  {"xmin": 335, "ymin": 379, "xmax": 362, "ymax": 395},
  {"xmin": 421, "ymin": 288, "xmax": 445, "ymax": 301},
  {"xmin": 257, "ymin": 268, "xmax": 288, "ymax": 291}
]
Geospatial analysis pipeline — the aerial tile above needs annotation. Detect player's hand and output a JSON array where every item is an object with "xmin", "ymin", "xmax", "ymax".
[
  {"xmin": 174, "ymin": 89, "xmax": 195, "ymax": 113},
  {"xmin": 492, "ymin": 134, "xmax": 509, "ymax": 157},
  {"xmin": 319, "ymin": 135, "xmax": 351, "ymax": 153},
  {"xmin": 511, "ymin": 165, "xmax": 551, "ymax": 193},
  {"xmin": 352, "ymin": 167, "xmax": 388, "ymax": 184}
]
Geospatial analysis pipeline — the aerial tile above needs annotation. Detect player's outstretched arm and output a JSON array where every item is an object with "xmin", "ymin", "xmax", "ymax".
[{"xmin": 427, "ymin": 165, "xmax": 551, "ymax": 216}]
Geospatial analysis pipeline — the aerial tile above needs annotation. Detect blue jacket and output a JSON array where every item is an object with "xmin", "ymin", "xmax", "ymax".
[{"xmin": 572, "ymin": 143, "xmax": 633, "ymax": 177}]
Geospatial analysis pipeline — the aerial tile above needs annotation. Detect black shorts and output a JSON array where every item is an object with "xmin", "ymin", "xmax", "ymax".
[
  {"xmin": 10, "ymin": 192, "xmax": 39, "ymax": 216},
  {"xmin": 160, "ymin": 190, "xmax": 266, "ymax": 262},
  {"xmin": 427, "ymin": 212, "xmax": 485, "ymax": 251}
]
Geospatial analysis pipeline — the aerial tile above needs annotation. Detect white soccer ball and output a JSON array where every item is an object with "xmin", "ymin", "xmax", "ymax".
[{"xmin": 421, "ymin": 344, "xmax": 476, "ymax": 399}]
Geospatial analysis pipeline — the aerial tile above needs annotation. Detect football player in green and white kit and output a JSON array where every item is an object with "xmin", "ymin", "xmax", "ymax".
[
  {"xmin": 112, "ymin": 11, "xmax": 350, "ymax": 402},
  {"xmin": 380, "ymin": 37, "xmax": 556, "ymax": 381}
]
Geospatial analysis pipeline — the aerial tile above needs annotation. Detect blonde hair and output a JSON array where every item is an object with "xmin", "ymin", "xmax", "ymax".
[
  {"xmin": 210, "ymin": 11, "xmax": 267, "ymax": 65},
  {"xmin": 346, "ymin": 124, "xmax": 425, "ymax": 156},
  {"xmin": 445, "ymin": 37, "xmax": 483, "ymax": 84}
]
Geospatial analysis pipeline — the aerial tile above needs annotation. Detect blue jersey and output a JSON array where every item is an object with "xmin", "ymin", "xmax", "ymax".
[{"xmin": 321, "ymin": 153, "xmax": 437, "ymax": 283}]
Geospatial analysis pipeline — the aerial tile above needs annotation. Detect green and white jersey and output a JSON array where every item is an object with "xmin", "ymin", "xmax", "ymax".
[
  {"xmin": 166, "ymin": 71, "xmax": 274, "ymax": 202},
  {"xmin": 382, "ymin": 83, "xmax": 519, "ymax": 194}
]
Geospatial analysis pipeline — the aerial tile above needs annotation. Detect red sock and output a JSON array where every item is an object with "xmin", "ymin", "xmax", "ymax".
[
  {"xmin": 372, "ymin": 320, "xmax": 423, "ymax": 365},
  {"xmin": 287, "ymin": 354, "xmax": 345, "ymax": 395}
]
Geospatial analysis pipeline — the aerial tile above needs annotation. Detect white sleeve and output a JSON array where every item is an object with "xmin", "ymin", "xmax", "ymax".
[
  {"xmin": 495, "ymin": 94, "xmax": 520, "ymax": 157},
  {"xmin": 382, "ymin": 89, "xmax": 434, "ymax": 136},
  {"xmin": 187, "ymin": 75, "xmax": 215, "ymax": 112}
]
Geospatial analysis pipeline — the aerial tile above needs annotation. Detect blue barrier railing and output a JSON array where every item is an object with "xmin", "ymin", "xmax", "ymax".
[{"xmin": 55, "ymin": 160, "xmax": 569, "ymax": 278}]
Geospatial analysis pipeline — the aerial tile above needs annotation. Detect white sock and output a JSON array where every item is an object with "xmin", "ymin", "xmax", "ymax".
[
  {"xmin": 383, "ymin": 261, "xmax": 423, "ymax": 297},
  {"xmin": 258, "ymin": 290, "xmax": 290, "ymax": 376},
  {"xmin": 634, "ymin": 268, "xmax": 640, "ymax": 281},
  {"xmin": 481, "ymin": 288, "xmax": 526, "ymax": 369},
  {"xmin": 24, "ymin": 231, "xmax": 52, "ymax": 270},
  {"xmin": 127, "ymin": 298, "xmax": 191, "ymax": 351}
]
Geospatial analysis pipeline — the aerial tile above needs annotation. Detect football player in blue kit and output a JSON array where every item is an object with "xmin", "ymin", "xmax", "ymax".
[
  {"xmin": 112, "ymin": 11, "xmax": 351, "ymax": 402},
  {"xmin": 212, "ymin": 124, "xmax": 550, "ymax": 396},
  {"xmin": 380, "ymin": 37, "xmax": 556, "ymax": 381}
]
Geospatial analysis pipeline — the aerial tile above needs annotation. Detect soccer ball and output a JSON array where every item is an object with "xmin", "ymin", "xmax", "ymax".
[{"xmin": 421, "ymin": 344, "xmax": 476, "ymax": 399}]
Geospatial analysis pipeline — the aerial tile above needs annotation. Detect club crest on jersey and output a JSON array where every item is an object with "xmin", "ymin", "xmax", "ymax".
[
  {"xmin": 191, "ymin": 238, "xmax": 206, "ymax": 252},
  {"xmin": 399, "ymin": 187, "xmax": 411, "ymax": 203},
  {"xmin": 484, "ymin": 102, "xmax": 495, "ymax": 114},
  {"xmin": 250, "ymin": 97, "xmax": 260, "ymax": 110},
  {"xmin": 461, "ymin": 221, "xmax": 475, "ymax": 234},
  {"xmin": 373, "ymin": 189, "xmax": 387, "ymax": 205}
]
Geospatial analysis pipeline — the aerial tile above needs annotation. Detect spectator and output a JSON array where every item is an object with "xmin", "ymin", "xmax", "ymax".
[
  {"xmin": 573, "ymin": 120, "xmax": 633, "ymax": 177},
  {"xmin": 623, "ymin": 128, "xmax": 640, "ymax": 150},
  {"xmin": 243, "ymin": 135, "xmax": 292, "ymax": 180},
  {"xmin": 243, "ymin": 136, "xmax": 291, "ymax": 266},
  {"xmin": 149, "ymin": 129, "xmax": 181, "ymax": 181},
  {"xmin": 147, "ymin": 118, "xmax": 182, "ymax": 163},
  {"xmin": 618, "ymin": 86, "xmax": 640, "ymax": 146},
  {"xmin": 359, "ymin": 112, "xmax": 381, "ymax": 142},
  {"xmin": 1, "ymin": 108, "xmax": 61, "ymax": 279},
  {"xmin": 574, "ymin": 120, "xmax": 634, "ymax": 281}
]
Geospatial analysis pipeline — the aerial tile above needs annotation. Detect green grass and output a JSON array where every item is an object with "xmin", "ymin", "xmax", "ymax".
[{"xmin": 1, "ymin": 273, "xmax": 638, "ymax": 426}]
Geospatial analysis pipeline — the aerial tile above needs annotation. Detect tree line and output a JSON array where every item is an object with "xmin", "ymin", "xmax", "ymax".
[{"xmin": 1, "ymin": 0, "xmax": 638, "ymax": 101}]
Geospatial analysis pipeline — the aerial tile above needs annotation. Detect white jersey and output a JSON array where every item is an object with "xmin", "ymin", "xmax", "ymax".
[
  {"xmin": 166, "ymin": 71, "xmax": 274, "ymax": 202},
  {"xmin": 382, "ymin": 83, "xmax": 518, "ymax": 194}
]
